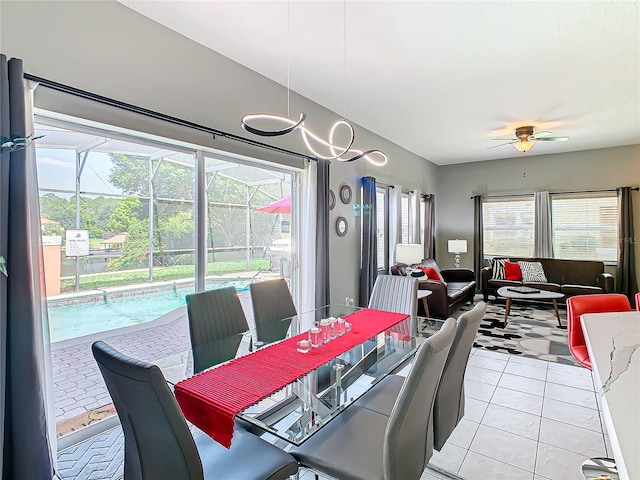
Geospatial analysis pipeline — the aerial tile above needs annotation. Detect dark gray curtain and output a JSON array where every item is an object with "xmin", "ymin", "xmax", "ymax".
[
  {"xmin": 1, "ymin": 55, "xmax": 54, "ymax": 479},
  {"xmin": 616, "ymin": 187, "xmax": 638, "ymax": 305},
  {"xmin": 359, "ymin": 176, "xmax": 377, "ymax": 306},
  {"xmin": 315, "ymin": 159, "xmax": 330, "ymax": 309},
  {"xmin": 473, "ymin": 195, "xmax": 484, "ymax": 291},
  {"xmin": 423, "ymin": 194, "xmax": 435, "ymax": 260},
  {"xmin": 534, "ymin": 191, "xmax": 553, "ymax": 258}
]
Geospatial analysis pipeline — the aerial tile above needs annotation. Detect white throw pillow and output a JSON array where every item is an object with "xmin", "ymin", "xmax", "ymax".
[{"xmin": 518, "ymin": 261, "xmax": 547, "ymax": 283}]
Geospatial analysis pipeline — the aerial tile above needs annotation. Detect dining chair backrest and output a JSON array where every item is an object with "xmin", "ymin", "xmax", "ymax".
[
  {"xmin": 185, "ymin": 287, "xmax": 249, "ymax": 373},
  {"xmin": 369, "ymin": 274, "xmax": 418, "ymax": 317},
  {"xmin": 249, "ymin": 279, "xmax": 297, "ymax": 344},
  {"xmin": 369, "ymin": 274, "xmax": 418, "ymax": 339},
  {"xmin": 566, "ymin": 293, "xmax": 631, "ymax": 369},
  {"xmin": 92, "ymin": 341, "xmax": 204, "ymax": 480},
  {"xmin": 433, "ymin": 301, "xmax": 486, "ymax": 451},
  {"xmin": 384, "ymin": 317, "xmax": 456, "ymax": 480}
]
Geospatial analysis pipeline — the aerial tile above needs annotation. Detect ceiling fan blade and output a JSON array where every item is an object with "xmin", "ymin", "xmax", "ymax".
[
  {"xmin": 491, "ymin": 138, "xmax": 517, "ymax": 141},
  {"xmin": 534, "ymin": 136, "xmax": 569, "ymax": 142},
  {"xmin": 531, "ymin": 131, "xmax": 552, "ymax": 138},
  {"xmin": 487, "ymin": 141, "xmax": 517, "ymax": 149}
]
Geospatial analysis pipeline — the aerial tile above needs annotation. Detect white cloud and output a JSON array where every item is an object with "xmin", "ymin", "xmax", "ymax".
[{"xmin": 37, "ymin": 156, "xmax": 74, "ymax": 168}]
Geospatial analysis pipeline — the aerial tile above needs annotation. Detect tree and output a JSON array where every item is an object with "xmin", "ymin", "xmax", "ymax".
[
  {"xmin": 39, "ymin": 193, "xmax": 75, "ymax": 231},
  {"xmin": 108, "ymin": 153, "xmax": 194, "ymax": 199},
  {"xmin": 107, "ymin": 197, "xmax": 144, "ymax": 233}
]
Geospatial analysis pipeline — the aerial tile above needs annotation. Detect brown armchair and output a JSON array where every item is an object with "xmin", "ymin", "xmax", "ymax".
[{"xmin": 391, "ymin": 259, "xmax": 476, "ymax": 319}]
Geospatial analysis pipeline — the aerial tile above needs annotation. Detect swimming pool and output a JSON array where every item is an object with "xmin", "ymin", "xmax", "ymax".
[{"xmin": 48, "ymin": 282, "xmax": 250, "ymax": 343}]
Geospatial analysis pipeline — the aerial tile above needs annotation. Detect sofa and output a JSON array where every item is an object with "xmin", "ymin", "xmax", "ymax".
[
  {"xmin": 391, "ymin": 259, "xmax": 476, "ymax": 319},
  {"xmin": 481, "ymin": 257, "xmax": 614, "ymax": 303}
]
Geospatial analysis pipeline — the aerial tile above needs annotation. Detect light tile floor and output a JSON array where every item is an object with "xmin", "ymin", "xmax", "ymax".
[
  {"xmin": 56, "ymin": 347, "xmax": 608, "ymax": 480},
  {"xmin": 424, "ymin": 348, "xmax": 608, "ymax": 480}
]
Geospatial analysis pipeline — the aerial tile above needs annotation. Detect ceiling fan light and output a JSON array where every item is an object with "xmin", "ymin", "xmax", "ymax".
[{"xmin": 514, "ymin": 141, "xmax": 534, "ymax": 152}]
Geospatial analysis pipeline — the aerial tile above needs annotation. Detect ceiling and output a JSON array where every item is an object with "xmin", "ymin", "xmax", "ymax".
[{"xmin": 120, "ymin": 1, "xmax": 640, "ymax": 166}]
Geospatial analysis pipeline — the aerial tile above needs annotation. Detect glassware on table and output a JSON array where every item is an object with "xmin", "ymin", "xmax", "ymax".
[
  {"xmin": 336, "ymin": 317, "xmax": 345, "ymax": 336},
  {"xmin": 344, "ymin": 321, "xmax": 352, "ymax": 333},
  {"xmin": 319, "ymin": 319, "xmax": 331, "ymax": 344},
  {"xmin": 296, "ymin": 339, "xmax": 311, "ymax": 353},
  {"xmin": 309, "ymin": 325, "xmax": 322, "ymax": 348},
  {"xmin": 327, "ymin": 317, "xmax": 337, "ymax": 339}
]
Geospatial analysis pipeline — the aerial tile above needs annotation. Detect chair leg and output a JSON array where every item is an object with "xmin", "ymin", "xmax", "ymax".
[{"xmin": 581, "ymin": 457, "xmax": 618, "ymax": 479}]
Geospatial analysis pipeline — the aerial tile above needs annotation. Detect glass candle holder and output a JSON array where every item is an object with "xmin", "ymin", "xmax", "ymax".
[
  {"xmin": 319, "ymin": 319, "xmax": 331, "ymax": 344},
  {"xmin": 328, "ymin": 316, "xmax": 337, "ymax": 340},
  {"xmin": 296, "ymin": 339, "xmax": 311, "ymax": 353},
  {"xmin": 309, "ymin": 326, "xmax": 322, "ymax": 348},
  {"xmin": 336, "ymin": 317, "xmax": 346, "ymax": 336}
]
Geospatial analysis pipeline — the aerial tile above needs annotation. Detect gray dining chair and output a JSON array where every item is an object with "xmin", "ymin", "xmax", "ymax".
[
  {"xmin": 368, "ymin": 274, "xmax": 418, "ymax": 317},
  {"xmin": 91, "ymin": 341, "xmax": 298, "ymax": 480},
  {"xmin": 291, "ymin": 317, "xmax": 456, "ymax": 480},
  {"xmin": 185, "ymin": 286, "xmax": 249, "ymax": 374},
  {"xmin": 432, "ymin": 301, "xmax": 485, "ymax": 450},
  {"xmin": 249, "ymin": 279, "xmax": 297, "ymax": 344},
  {"xmin": 368, "ymin": 274, "xmax": 418, "ymax": 340},
  {"xmin": 354, "ymin": 302, "xmax": 486, "ymax": 451}
]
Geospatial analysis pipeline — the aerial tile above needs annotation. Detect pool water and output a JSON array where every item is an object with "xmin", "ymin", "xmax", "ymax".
[{"xmin": 48, "ymin": 282, "xmax": 251, "ymax": 343}]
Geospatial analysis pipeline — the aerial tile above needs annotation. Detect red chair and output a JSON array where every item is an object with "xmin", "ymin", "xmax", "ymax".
[
  {"xmin": 635, "ymin": 292, "xmax": 640, "ymax": 311},
  {"xmin": 566, "ymin": 294, "xmax": 632, "ymax": 369}
]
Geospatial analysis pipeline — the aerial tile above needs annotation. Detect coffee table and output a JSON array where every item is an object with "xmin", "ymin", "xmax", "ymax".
[{"xmin": 497, "ymin": 286, "xmax": 564, "ymax": 328}]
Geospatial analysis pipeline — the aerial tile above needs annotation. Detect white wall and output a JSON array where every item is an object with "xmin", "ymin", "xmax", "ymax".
[
  {"xmin": 436, "ymin": 144, "xmax": 640, "ymax": 286},
  {"xmin": 0, "ymin": 0, "xmax": 438, "ymax": 305}
]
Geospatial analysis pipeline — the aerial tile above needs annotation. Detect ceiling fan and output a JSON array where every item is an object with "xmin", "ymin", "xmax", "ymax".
[{"xmin": 489, "ymin": 126, "xmax": 569, "ymax": 153}]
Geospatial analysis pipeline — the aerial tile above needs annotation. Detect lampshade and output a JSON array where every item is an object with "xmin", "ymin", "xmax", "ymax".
[
  {"xmin": 448, "ymin": 239, "xmax": 467, "ymax": 254},
  {"xmin": 514, "ymin": 141, "xmax": 534, "ymax": 152},
  {"xmin": 396, "ymin": 243, "xmax": 423, "ymax": 265}
]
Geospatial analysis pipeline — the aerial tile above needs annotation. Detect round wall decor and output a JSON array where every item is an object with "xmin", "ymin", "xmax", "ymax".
[
  {"xmin": 339, "ymin": 184, "xmax": 352, "ymax": 204},
  {"xmin": 328, "ymin": 189, "xmax": 336, "ymax": 210},
  {"xmin": 336, "ymin": 216, "xmax": 348, "ymax": 236}
]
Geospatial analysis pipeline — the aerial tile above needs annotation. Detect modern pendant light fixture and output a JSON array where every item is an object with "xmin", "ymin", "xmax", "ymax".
[{"xmin": 241, "ymin": 2, "xmax": 387, "ymax": 166}]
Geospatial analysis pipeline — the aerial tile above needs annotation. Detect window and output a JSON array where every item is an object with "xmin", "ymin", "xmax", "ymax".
[
  {"xmin": 400, "ymin": 193, "xmax": 409, "ymax": 244},
  {"xmin": 419, "ymin": 196, "xmax": 426, "ymax": 246},
  {"xmin": 35, "ymin": 116, "xmax": 297, "ymax": 442},
  {"xmin": 483, "ymin": 197, "xmax": 535, "ymax": 257},
  {"xmin": 552, "ymin": 194, "xmax": 618, "ymax": 262},
  {"xmin": 376, "ymin": 186, "xmax": 387, "ymax": 272}
]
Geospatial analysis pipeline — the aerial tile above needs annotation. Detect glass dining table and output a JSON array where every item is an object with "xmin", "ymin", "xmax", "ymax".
[{"xmin": 171, "ymin": 304, "xmax": 445, "ymax": 447}]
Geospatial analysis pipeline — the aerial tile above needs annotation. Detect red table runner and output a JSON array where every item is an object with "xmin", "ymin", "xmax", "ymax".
[{"xmin": 174, "ymin": 308, "xmax": 409, "ymax": 447}]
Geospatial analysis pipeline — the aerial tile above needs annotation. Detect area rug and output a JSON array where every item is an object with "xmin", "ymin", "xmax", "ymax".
[{"xmin": 458, "ymin": 299, "xmax": 578, "ymax": 366}]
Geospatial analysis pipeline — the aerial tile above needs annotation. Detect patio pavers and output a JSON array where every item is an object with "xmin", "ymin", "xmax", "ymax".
[{"xmin": 52, "ymin": 291, "xmax": 256, "ymax": 437}]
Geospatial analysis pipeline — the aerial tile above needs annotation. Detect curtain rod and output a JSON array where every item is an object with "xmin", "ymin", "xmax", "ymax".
[
  {"xmin": 383, "ymin": 183, "xmax": 433, "ymax": 197},
  {"xmin": 471, "ymin": 187, "xmax": 639, "ymax": 199},
  {"xmin": 24, "ymin": 73, "xmax": 316, "ymax": 162}
]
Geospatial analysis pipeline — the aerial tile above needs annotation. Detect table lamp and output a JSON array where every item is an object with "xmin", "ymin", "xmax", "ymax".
[
  {"xmin": 395, "ymin": 243, "xmax": 423, "ymax": 266},
  {"xmin": 448, "ymin": 239, "xmax": 467, "ymax": 268}
]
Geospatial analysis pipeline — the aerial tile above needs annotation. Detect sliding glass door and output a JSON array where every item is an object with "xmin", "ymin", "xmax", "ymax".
[{"xmin": 34, "ymin": 115, "xmax": 299, "ymax": 443}]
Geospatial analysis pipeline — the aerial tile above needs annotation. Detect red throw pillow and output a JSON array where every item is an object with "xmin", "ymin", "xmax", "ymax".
[
  {"xmin": 418, "ymin": 266, "xmax": 442, "ymax": 281},
  {"xmin": 504, "ymin": 261, "xmax": 522, "ymax": 281}
]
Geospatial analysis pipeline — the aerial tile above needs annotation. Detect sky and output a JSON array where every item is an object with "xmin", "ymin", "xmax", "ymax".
[{"xmin": 36, "ymin": 148, "xmax": 125, "ymax": 197}]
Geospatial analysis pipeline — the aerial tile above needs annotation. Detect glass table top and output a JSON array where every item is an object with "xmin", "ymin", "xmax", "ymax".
[{"xmin": 156, "ymin": 304, "xmax": 446, "ymax": 446}]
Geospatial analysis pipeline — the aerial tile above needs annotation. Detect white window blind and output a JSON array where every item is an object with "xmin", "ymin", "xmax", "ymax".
[
  {"xmin": 401, "ymin": 193, "xmax": 409, "ymax": 244},
  {"xmin": 551, "ymin": 193, "xmax": 618, "ymax": 262},
  {"xmin": 483, "ymin": 197, "xmax": 534, "ymax": 257},
  {"xmin": 420, "ymin": 196, "xmax": 426, "ymax": 246},
  {"xmin": 376, "ymin": 187, "xmax": 387, "ymax": 271}
]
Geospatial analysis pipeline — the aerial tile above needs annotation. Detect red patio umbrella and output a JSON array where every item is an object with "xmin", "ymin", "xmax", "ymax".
[{"xmin": 255, "ymin": 197, "xmax": 290, "ymax": 214}]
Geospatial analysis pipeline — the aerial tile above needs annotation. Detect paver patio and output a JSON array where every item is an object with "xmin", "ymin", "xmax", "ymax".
[{"xmin": 51, "ymin": 290, "xmax": 257, "ymax": 437}]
